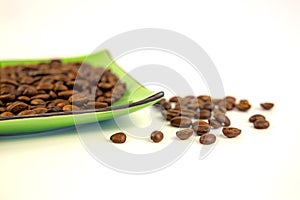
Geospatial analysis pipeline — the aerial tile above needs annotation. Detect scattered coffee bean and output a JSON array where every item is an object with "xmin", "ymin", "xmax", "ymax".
[
  {"xmin": 169, "ymin": 96, "xmax": 182, "ymax": 103},
  {"xmin": 222, "ymin": 127, "xmax": 242, "ymax": 138},
  {"xmin": 236, "ymin": 99, "xmax": 251, "ymax": 111},
  {"xmin": 209, "ymin": 118, "xmax": 222, "ymax": 129},
  {"xmin": 176, "ymin": 129, "xmax": 194, "ymax": 140},
  {"xmin": 199, "ymin": 133, "xmax": 216, "ymax": 145},
  {"xmin": 249, "ymin": 114, "xmax": 265, "ymax": 123},
  {"xmin": 260, "ymin": 102, "xmax": 274, "ymax": 110},
  {"xmin": 254, "ymin": 119, "xmax": 270, "ymax": 129},
  {"xmin": 150, "ymin": 131, "xmax": 164, "ymax": 143},
  {"xmin": 110, "ymin": 132, "xmax": 126, "ymax": 143},
  {"xmin": 192, "ymin": 120, "xmax": 210, "ymax": 135},
  {"xmin": 171, "ymin": 116, "xmax": 192, "ymax": 128}
]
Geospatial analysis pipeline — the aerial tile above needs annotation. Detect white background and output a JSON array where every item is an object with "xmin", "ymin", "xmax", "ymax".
[{"xmin": 1, "ymin": 0, "xmax": 300, "ymax": 200}]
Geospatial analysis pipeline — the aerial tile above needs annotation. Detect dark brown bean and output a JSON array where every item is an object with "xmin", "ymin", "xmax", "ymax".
[
  {"xmin": 199, "ymin": 134, "xmax": 216, "ymax": 145},
  {"xmin": 192, "ymin": 120, "xmax": 210, "ymax": 135},
  {"xmin": 69, "ymin": 93, "xmax": 88, "ymax": 105},
  {"xmin": 6, "ymin": 101, "xmax": 29, "ymax": 114},
  {"xmin": 0, "ymin": 111, "xmax": 14, "ymax": 116},
  {"xmin": 180, "ymin": 109, "xmax": 195, "ymax": 118},
  {"xmin": 110, "ymin": 132, "xmax": 126, "ymax": 143},
  {"xmin": 260, "ymin": 102, "xmax": 274, "ymax": 110},
  {"xmin": 254, "ymin": 119, "xmax": 270, "ymax": 129},
  {"xmin": 85, "ymin": 102, "xmax": 108, "ymax": 109},
  {"xmin": 150, "ymin": 131, "xmax": 164, "ymax": 143},
  {"xmin": 222, "ymin": 127, "xmax": 242, "ymax": 138},
  {"xmin": 62, "ymin": 105, "xmax": 80, "ymax": 111},
  {"xmin": 18, "ymin": 110, "xmax": 36, "ymax": 116},
  {"xmin": 249, "ymin": 114, "xmax": 266, "ymax": 123},
  {"xmin": 209, "ymin": 118, "xmax": 222, "ymax": 129},
  {"xmin": 169, "ymin": 96, "xmax": 182, "ymax": 103},
  {"xmin": 196, "ymin": 109, "xmax": 211, "ymax": 119},
  {"xmin": 32, "ymin": 107, "xmax": 48, "ymax": 114},
  {"xmin": 0, "ymin": 94, "xmax": 16, "ymax": 101},
  {"xmin": 170, "ymin": 116, "xmax": 192, "ymax": 128},
  {"xmin": 236, "ymin": 99, "xmax": 251, "ymax": 111},
  {"xmin": 176, "ymin": 129, "xmax": 193, "ymax": 140},
  {"xmin": 17, "ymin": 96, "xmax": 31, "ymax": 102},
  {"xmin": 161, "ymin": 109, "xmax": 180, "ymax": 121}
]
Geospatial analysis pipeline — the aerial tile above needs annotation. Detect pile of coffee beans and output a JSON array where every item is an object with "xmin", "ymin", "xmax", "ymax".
[
  {"xmin": 109, "ymin": 95, "xmax": 273, "ymax": 145},
  {"xmin": 0, "ymin": 60, "xmax": 126, "ymax": 118}
]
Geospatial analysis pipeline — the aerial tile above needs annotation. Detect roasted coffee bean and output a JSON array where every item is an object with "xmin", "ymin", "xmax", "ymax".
[
  {"xmin": 162, "ymin": 109, "xmax": 180, "ymax": 121},
  {"xmin": 196, "ymin": 109, "xmax": 211, "ymax": 119},
  {"xmin": 176, "ymin": 129, "xmax": 193, "ymax": 140},
  {"xmin": 0, "ymin": 100, "xmax": 3, "ymax": 107},
  {"xmin": 18, "ymin": 110, "xmax": 36, "ymax": 116},
  {"xmin": 0, "ymin": 111, "xmax": 14, "ymax": 116},
  {"xmin": 226, "ymin": 102, "xmax": 235, "ymax": 111},
  {"xmin": 170, "ymin": 116, "xmax": 192, "ymax": 128},
  {"xmin": 0, "ymin": 94, "xmax": 16, "ymax": 101},
  {"xmin": 0, "ymin": 107, "xmax": 6, "ymax": 113},
  {"xmin": 6, "ymin": 101, "xmax": 29, "ymax": 114},
  {"xmin": 254, "ymin": 119, "xmax": 270, "ymax": 129},
  {"xmin": 161, "ymin": 101, "xmax": 171, "ymax": 110},
  {"xmin": 30, "ymin": 99, "xmax": 45, "ymax": 105},
  {"xmin": 199, "ymin": 133, "xmax": 216, "ymax": 145},
  {"xmin": 69, "ymin": 93, "xmax": 88, "ymax": 105},
  {"xmin": 225, "ymin": 96, "xmax": 236, "ymax": 104},
  {"xmin": 17, "ymin": 96, "xmax": 31, "ymax": 102},
  {"xmin": 192, "ymin": 120, "xmax": 210, "ymax": 135},
  {"xmin": 32, "ymin": 107, "xmax": 48, "ymax": 114},
  {"xmin": 36, "ymin": 83, "xmax": 54, "ymax": 90},
  {"xmin": 209, "ymin": 118, "xmax": 222, "ymax": 129},
  {"xmin": 62, "ymin": 105, "xmax": 80, "ymax": 112},
  {"xmin": 197, "ymin": 95, "xmax": 211, "ymax": 102},
  {"xmin": 236, "ymin": 99, "xmax": 251, "ymax": 111},
  {"xmin": 110, "ymin": 132, "xmax": 126, "ymax": 143},
  {"xmin": 31, "ymin": 94, "xmax": 50, "ymax": 100},
  {"xmin": 260, "ymin": 102, "xmax": 274, "ymax": 110},
  {"xmin": 214, "ymin": 113, "xmax": 230, "ymax": 126},
  {"xmin": 47, "ymin": 106, "xmax": 62, "ymax": 112},
  {"xmin": 150, "ymin": 131, "xmax": 164, "ymax": 143},
  {"xmin": 85, "ymin": 102, "xmax": 108, "ymax": 109},
  {"xmin": 249, "ymin": 114, "xmax": 265, "ymax": 123},
  {"xmin": 180, "ymin": 109, "xmax": 195, "ymax": 118},
  {"xmin": 222, "ymin": 127, "xmax": 242, "ymax": 138},
  {"xmin": 169, "ymin": 96, "xmax": 182, "ymax": 103},
  {"xmin": 49, "ymin": 91, "xmax": 57, "ymax": 99}
]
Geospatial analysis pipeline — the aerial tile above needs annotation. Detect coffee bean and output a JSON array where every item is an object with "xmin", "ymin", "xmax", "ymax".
[
  {"xmin": 192, "ymin": 120, "xmax": 210, "ymax": 135},
  {"xmin": 18, "ymin": 110, "xmax": 36, "ymax": 116},
  {"xmin": 249, "ymin": 114, "xmax": 265, "ymax": 123},
  {"xmin": 176, "ymin": 129, "xmax": 193, "ymax": 140},
  {"xmin": 197, "ymin": 95, "xmax": 211, "ymax": 102},
  {"xmin": 69, "ymin": 93, "xmax": 89, "ymax": 105},
  {"xmin": 170, "ymin": 116, "xmax": 192, "ymax": 127},
  {"xmin": 17, "ymin": 96, "xmax": 31, "ymax": 102},
  {"xmin": 169, "ymin": 96, "xmax": 182, "ymax": 103},
  {"xmin": 225, "ymin": 96, "xmax": 236, "ymax": 104},
  {"xmin": 180, "ymin": 109, "xmax": 195, "ymax": 118},
  {"xmin": 199, "ymin": 133, "xmax": 216, "ymax": 145},
  {"xmin": 0, "ymin": 94, "xmax": 16, "ymax": 101},
  {"xmin": 254, "ymin": 119, "xmax": 270, "ymax": 129},
  {"xmin": 6, "ymin": 101, "xmax": 29, "ymax": 114},
  {"xmin": 260, "ymin": 102, "xmax": 274, "ymax": 110},
  {"xmin": 150, "ymin": 131, "xmax": 164, "ymax": 143},
  {"xmin": 0, "ymin": 111, "xmax": 14, "ymax": 117},
  {"xmin": 162, "ymin": 109, "xmax": 180, "ymax": 121},
  {"xmin": 208, "ymin": 118, "xmax": 222, "ymax": 129},
  {"xmin": 85, "ymin": 102, "xmax": 108, "ymax": 109},
  {"xmin": 214, "ymin": 113, "xmax": 231, "ymax": 127},
  {"xmin": 196, "ymin": 109, "xmax": 211, "ymax": 119},
  {"xmin": 62, "ymin": 105, "xmax": 80, "ymax": 112},
  {"xmin": 236, "ymin": 99, "xmax": 251, "ymax": 111},
  {"xmin": 222, "ymin": 127, "xmax": 242, "ymax": 138},
  {"xmin": 110, "ymin": 132, "xmax": 126, "ymax": 143}
]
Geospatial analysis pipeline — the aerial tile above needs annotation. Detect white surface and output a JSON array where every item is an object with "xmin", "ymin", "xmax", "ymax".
[{"xmin": 1, "ymin": 0, "xmax": 300, "ymax": 200}]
